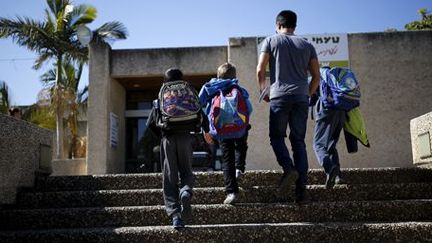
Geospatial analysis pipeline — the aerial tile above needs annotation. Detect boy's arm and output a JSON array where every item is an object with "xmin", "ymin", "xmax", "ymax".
[
  {"xmin": 200, "ymin": 109, "xmax": 214, "ymax": 144},
  {"xmin": 147, "ymin": 107, "xmax": 161, "ymax": 137}
]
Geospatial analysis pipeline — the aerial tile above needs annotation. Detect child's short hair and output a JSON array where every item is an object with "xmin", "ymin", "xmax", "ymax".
[
  {"xmin": 164, "ymin": 68, "xmax": 183, "ymax": 82},
  {"xmin": 217, "ymin": 63, "xmax": 236, "ymax": 79}
]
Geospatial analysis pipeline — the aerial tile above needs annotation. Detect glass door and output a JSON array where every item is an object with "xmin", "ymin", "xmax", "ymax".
[{"xmin": 125, "ymin": 101, "xmax": 161, "ymax": 173}]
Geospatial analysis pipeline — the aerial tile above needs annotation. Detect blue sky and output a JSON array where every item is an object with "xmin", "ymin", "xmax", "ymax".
[{"xmin": 1, "ymin": 0, "xmax": 431, "ymax": 105}]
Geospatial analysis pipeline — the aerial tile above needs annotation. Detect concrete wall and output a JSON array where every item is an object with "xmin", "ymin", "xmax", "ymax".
[
  {"xmin": 111, "ymin": 47, "xmax": 227, "ymax": 77},
  {"xmin": 410, "ymin": 111, "xmax": 432, "ymax": 167},
  {"xmin": 0, "ymin": 114, "xmax": 52, "ymax": 205},
  {"xmin": 345, "ymin": 31, "xmax": 432, "ymax": 168},
  {"xmin": 227, "ymin": 31, "xmax": 432, "ymax": 170},
  {"xmin": 108, "ymin": 78, "xmax": 126, "ymax": 173}
]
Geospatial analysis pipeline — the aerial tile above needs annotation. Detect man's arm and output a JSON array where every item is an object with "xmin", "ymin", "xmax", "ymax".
[
  {"xmin": 308, "ymin": 58, "xmax": 320, "ymax": 97},
  {"xmin": 257, "ymin": 52, "xmax": 270, "ymax": 102}
]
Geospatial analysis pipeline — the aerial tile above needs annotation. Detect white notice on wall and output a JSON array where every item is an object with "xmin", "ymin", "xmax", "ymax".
[
  {"xmin": 110, "ymin": 112, "xmax": 119, "ymax": 148},
  {"xmin": 301, "ymin": 33, "xmax": 348, "ymax": 62}
]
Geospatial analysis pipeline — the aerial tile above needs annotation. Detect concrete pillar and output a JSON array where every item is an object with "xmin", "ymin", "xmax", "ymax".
[
  {"xmin": 87, "ymin": 42, "xmax": 111, "ymax": 174},
  {"xmin": 228, "ymin": 37, "xmax": 279, "ymax": 170}
]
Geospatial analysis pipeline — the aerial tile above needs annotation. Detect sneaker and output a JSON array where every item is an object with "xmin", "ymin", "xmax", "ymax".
[
  {"xmin": 223, "ymin": 193, "xmax": 237, "ymax": 204},
  {"xmin": 326, "ymin": 166, "xmax": 340, "ymax": 189},
  {"xmin": 278, "ymin": 170, "xmax": 299, "ymax": 196},
  {"xmin": 180, "ymin": 191, "xmax": 192, "ymax": 220},
  {"xmin": 172, "ymin": 214, "xmax": 184, "ymax": 229},
  {"xmin": 235, "ymin": 169, "xmax": 244, "ymax": 179},
  {"xmin": 335, "ymin": 175, "xmax": 346, "ymax": 185}
]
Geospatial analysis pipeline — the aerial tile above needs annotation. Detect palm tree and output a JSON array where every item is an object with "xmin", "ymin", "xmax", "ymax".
[
  {"xmin": 41, "ymin": 59, "xmax": 88, "ymax": 158},
  {"xmin": 0, "ymin": 80, "xmax": 11, "ymax": 114},
  {"xmin": 0, "ymin": 0, "xmax": 128, "ymax": 158}
]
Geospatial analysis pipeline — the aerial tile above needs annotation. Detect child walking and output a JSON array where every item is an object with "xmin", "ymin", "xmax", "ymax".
[
  {"xmin": 148, "ymin": 68, "xmax": 208, "ymax": 228},
  {"xmin": 199, "ymin": 63, "xmax": 252, "ymax": 204}
]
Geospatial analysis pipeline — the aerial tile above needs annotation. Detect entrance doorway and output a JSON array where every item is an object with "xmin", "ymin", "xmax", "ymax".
[{"xmin": 120, "ymin": 74, "xmax": 216, "ymax": 173}]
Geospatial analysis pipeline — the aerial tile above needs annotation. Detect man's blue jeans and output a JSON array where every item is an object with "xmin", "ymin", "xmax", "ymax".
[{"xmin": 269, "ymin": 95, "xmax": 309, "ymax": 191}]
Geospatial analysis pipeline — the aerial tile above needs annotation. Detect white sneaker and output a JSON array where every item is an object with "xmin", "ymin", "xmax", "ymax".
[
  {"xmin": 223, "ymin": 193, "xmax": 237, "ymax": 204},
  {"xmin": 235, "ymin": 169, "xmax": 244, "ymax": 179}
]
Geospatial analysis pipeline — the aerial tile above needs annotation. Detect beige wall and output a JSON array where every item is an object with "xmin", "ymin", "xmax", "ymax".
[
  {"xmin": 345, "ymin": 31, "xmax": 432, "ymax": 168},
  {"xmin": 111, "ymin": 47, "xmax": 227, "ymax": 78},
  {"xmin": 108, "ymin": 79, "xmax": 126, "ymax": 173},
  {"xmin": 88, "ymin": 30, "xmax": 432, "ymax": 173}
]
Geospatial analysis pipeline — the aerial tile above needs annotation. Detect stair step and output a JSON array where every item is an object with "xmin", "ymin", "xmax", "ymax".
[
  {"xmin": 1, "ymin": 222, "xmax": 431, "ymax": 242},
  {"xmin": 16, "ymin": 183, "xmax": 432, "ymax": 208},
  {"xmin": 2, "ymin": 200, "xmax": 431, "ymax": 230},
  {"xmin": 34, "ymin": 168, "xmax": 432, "ymax": 192}
]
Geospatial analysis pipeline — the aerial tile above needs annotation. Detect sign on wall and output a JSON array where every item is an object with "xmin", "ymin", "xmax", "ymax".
[
  {"xmin": 110, "ymin": 112, "xmax": 119, "ymax": 148},
  {"xmin": 302, "ymin": 33, "xmax": 349, "ymax": 67},
  {"xmin": 257, "ymin": 33, "xmax": 349, "ymax": 68}
]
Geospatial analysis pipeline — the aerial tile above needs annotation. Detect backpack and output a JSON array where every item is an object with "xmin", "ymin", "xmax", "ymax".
[
  {"xmin": 157, "ymin": 80, "xmax": 201, "ymax": 129},
  {"xmin": 320, "ymin": 67, "xmax": 361, "ymax": 111},
  {"xmin": 208, "ymin": 85, "xmax": 250, "ymax": 140}
]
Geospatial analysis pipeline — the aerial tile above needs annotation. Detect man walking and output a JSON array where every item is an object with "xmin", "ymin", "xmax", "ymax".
[{"xmin": 257, "ymin": 10, "xmax": 320, "ymax": 203}]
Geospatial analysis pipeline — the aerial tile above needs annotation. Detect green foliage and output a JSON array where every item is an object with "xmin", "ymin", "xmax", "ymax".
[
  {"xmin": 405, "ymin": 8, "xmax": 432, "ymax": 30},
  {"xmin": 21, "ymin": 104, "xmax": 56, "ymax": 129},
  {"xmin": 0, "ymin": 80, "xmax": 10, "ymax": 114},
  {"xmin": 25, "ymin": 105, "xmax": 56, "ymax": 130}
]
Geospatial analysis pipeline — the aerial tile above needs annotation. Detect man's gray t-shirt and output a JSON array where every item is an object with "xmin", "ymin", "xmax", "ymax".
[{"xmin": 261, "ymin": 33, "xmax": 317, "ymax": 99}]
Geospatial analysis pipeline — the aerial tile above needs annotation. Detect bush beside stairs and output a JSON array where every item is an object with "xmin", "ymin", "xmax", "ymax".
[{"xmin": 1, "ymin": 167, "xmax": 432, "ymax": 242}]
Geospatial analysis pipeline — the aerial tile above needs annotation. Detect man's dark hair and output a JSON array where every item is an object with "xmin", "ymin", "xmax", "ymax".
[
  {"xmin": 276, "ymin": 10, "xmax": 297, "ymax": 28},
  {"xmin": 164, "ymin": 68, "xmax": 183, "ymax": 82}
]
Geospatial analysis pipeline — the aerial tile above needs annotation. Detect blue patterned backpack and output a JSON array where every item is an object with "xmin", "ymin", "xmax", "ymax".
[{"xmin": 320, "ymin": 67, "xmax": 361, "ymax": 111}]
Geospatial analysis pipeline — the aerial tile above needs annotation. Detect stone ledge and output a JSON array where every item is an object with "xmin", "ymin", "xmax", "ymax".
[
  {"xmin": 15, "ymin": 183, "xmax": 432, "ymax": 209},
  {"xmin": 35, "ymin": 167, "xmax": 432, "ymax": 192},
  {"xmin": 0, "ymin": 221, "xmax": 431, "ymax": 242},
  {"xmin": 0, "ymin": 114, "xmax": 53, "ymax": 205},
  {"xmin": 51, "ymin": 159, "xmax": 87, "ymax": 176}
]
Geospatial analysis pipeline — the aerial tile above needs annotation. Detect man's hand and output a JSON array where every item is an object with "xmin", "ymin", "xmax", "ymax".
[{"xmin": 203, "ymin": 132, "xmax": 214, "ymax": 145}]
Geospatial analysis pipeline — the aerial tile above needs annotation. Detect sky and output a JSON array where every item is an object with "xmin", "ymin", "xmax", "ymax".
[{"xmin": 1, "ymin": 0, "xmax": 431, "ymax": 105}]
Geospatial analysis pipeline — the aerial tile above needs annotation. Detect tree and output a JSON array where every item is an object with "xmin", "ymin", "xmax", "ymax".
[
  {"xmin": 405, "ymin": 8, "xmax": 432, "ymax": 30},
  {"xmin": 41, "ymin": 59, "xmax": 88, "ymax": 158},
  {"xmin": 0, "ymin": 80, "xmax": 10, "ymax": 114},
  {"xmin": 0, "ymin": 0, "xmax": 128, "ymax": 158}
]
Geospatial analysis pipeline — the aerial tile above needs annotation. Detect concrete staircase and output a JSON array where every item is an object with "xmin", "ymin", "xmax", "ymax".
[{"xmin": 1, "ymin": 167, "xmax": 432, "ymax": 242}]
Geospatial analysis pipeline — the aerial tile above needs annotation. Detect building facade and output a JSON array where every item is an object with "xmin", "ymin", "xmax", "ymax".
[{"xmin": 86, "ymin": 30, "xmax": 432, "ymax": 174}]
